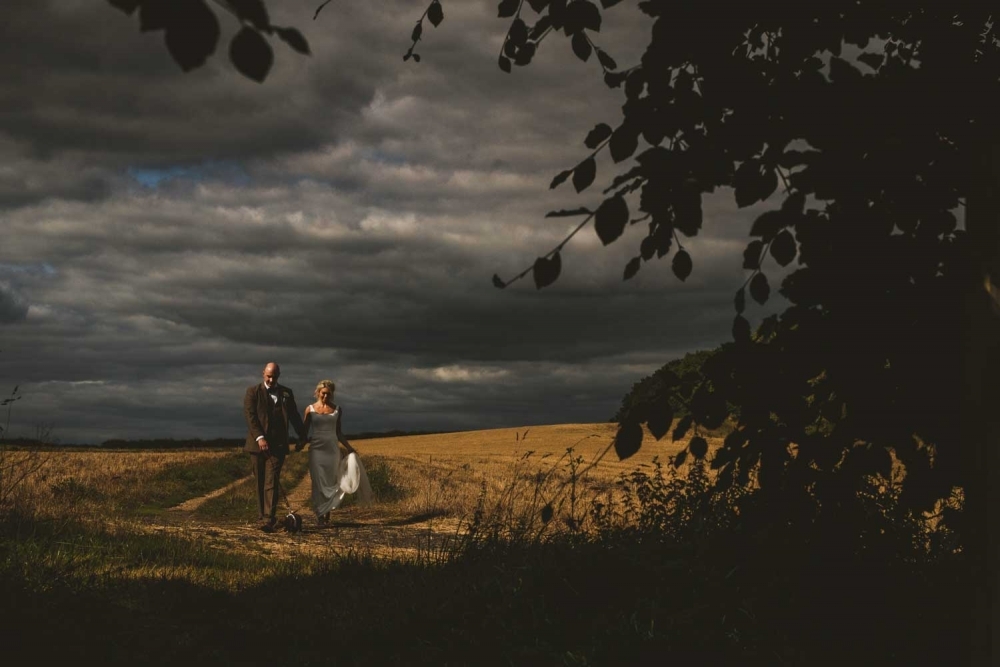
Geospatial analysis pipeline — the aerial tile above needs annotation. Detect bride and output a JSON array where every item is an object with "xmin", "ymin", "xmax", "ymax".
[{"xmin": 302, "ymin": 379, "xmax": 372, "ymax": 525}]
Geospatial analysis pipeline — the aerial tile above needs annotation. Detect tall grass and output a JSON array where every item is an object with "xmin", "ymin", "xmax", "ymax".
[{"xmin": 0, "ymin": 433, "xmax": 974, "ymax": 665}]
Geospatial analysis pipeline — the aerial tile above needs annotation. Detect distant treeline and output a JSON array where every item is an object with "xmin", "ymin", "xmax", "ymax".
[
  {"xmin": 100, "ymin": 438, "xmax": 244, "ymax": 449},
  {"xmin": 97, "ymin": 430, "xmax": 453, "ymax": 449},
  {"xmin": 2, "ymin": 429, "xmax": 457, "ymax": 449},
  {"xmin": 613, "ymin": 349, "xmax": 717, "ymax": 424}
]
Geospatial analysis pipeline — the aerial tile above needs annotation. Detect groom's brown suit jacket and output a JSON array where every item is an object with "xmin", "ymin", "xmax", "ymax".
[{"xmin": 243, "ymin": 382, "xmax": 306, "ymax": 455}]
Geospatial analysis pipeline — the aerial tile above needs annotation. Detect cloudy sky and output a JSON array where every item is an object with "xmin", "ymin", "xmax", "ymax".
[{"xmin": 0, "ymin": 0, "xmax": 786, "ymax": 443}]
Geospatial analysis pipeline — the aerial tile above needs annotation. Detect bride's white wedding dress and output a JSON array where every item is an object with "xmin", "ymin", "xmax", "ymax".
[{"xmin": 307, "ymin": 408, "xmax": 373, "ymax": 517}]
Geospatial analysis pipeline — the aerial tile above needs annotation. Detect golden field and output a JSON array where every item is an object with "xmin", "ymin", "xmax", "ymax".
[{"xmin": 2, "ymin": 422, "xmax": 718, "ymax": 562}]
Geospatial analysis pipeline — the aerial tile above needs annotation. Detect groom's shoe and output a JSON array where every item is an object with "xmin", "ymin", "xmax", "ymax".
[{"xmin": 259, "ymin": 519, "xmax": 276, "ymax": 533}]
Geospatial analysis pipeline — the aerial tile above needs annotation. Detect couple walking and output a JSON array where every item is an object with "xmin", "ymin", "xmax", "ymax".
[{"xmin": 243, "ymin": 362, "xmax": 372, "ymax": 532}]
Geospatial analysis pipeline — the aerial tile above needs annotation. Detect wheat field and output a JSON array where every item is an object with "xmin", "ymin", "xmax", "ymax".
[{"xmin": 2, "ymin": 422, "xmax": 719, "ymax": 563}]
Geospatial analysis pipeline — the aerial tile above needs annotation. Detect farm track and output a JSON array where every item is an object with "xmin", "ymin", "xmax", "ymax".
[
  {"xmin": 65, "ymin": 423, "xmax": 696, "ymax": 561},
  {"xmin": 149, "ymin": 468, "xmax": 462, "ymax": 560}
]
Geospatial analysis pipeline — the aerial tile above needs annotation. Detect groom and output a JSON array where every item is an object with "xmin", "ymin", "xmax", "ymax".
[{"xmin": 243, "ymin": 362, "xmax": 306, "ymax": 532}]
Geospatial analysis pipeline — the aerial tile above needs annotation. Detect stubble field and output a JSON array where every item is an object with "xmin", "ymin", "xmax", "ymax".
[{"xmin": 5, "ymin": 422, "xmax": 707, "ymax": 566}]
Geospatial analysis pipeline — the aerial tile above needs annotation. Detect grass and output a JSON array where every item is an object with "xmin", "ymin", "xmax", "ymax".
[
  {"xmin": 194, "ymin": 449, "xmax": 312, "ymax": 522},
  {"xmin": 0, "ymin": 423, "xmax": 975, "ymax": 664},
  {"xmin": 4, "ymin": 448, "xmax": 250, "ymax": 520}
]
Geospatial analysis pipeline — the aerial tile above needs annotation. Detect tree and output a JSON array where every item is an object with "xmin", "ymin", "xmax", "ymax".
[{"xmin": 110, "ymin": 1, "xmax": 998, "ymax": 653}]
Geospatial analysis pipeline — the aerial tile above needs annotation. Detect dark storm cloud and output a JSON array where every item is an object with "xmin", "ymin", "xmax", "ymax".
[
  {"xmin": 0, "ymin": 1, "xmax": 774, "ymax": 442},
  {"xmin": 0, "ymin": 282, "xmax": 29, "ymax": 323}
]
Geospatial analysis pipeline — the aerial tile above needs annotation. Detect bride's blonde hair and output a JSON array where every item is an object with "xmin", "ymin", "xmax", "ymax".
[{"xmin": 314, "ymin": 379, "xmax": 336, "ymax": 399}]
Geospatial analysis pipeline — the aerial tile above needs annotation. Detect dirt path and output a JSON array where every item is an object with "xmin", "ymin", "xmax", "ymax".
[
  {"xmin": 147, "ymin": 470, "xmax": 463, "ymax": 561},
  {"xmin": 167, "ymin": 474, "xmax": 254, "ymax": 513}
]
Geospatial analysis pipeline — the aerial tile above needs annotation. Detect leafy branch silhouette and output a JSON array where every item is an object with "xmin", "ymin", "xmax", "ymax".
[{"xmin": 108, "ymin": 0, "xmax": 310, "ymax": 82}]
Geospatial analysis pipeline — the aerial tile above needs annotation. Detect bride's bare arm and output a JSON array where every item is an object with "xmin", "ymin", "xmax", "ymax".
[
  {"xmin": 336, "ymin": 408, "xmax": 355, "ymax": 454},
  {"xmin": 301, "ymin": 405, "xmax": 313, "ymax": 448}
]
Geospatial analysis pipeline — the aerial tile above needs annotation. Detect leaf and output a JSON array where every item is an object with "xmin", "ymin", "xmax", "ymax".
[
  {"xmin": 545, "ymin": 207, "xmax": 593, "ymax": 218},
  {"xmin": 734, "ymin": 288, "xmax": 745, "ymax": 314},
  {"xmin": 527, "ymin": 0, "xmax": 551, "ymax": 11},
  {"xmin": 229, "ymin": 26, "xmax": 272, "ymax": 82},
  {"xmin": 770, "ymin": 229, "xmax": 797, "ymax": 266},
  {"xmin": 498, "ymin": 54, "xmax": 512, "ymax": 73},
  {"xmin": 492, "ymin": 274, "xmax": 507, "ymax": 289},
  {"xmin": 513, "ymin": 41, "xmax": 536, "ymax": 65},
  {"xmin": 750, "ymin": 210, "xmax": 785, "ymax": 240},
  {"xmin": 640, "ymin": 234, "xmax": 656, "ymax": 260},
  {"xmin": 759, "ymin": 167, "xmax": 778, "ymax": 202},
  {"xmin": 604, "ymin": 70, "xmax": 627, "ymax": 88},
  {"xmin": 529, "ymin": 15, "xmax": 553, "ymax": 39},
  {"xmin": 601, "ymin": 0, "xmax": 623, "ymax": 7},
  {"xmin": 411, "ymin": 22, "xmax": 423, "ymax": 42},
  {"xmin": 498, "ymin": 0, "xmax": 519, "ymax": 18},
  {"xmin": 571, "ymin": 32, "xmax": 592, "ymax": 61},
  {"xmin": 732, "ymin": 315, "xmax": 751, "ymax": 343},
  {"xmin": 673, "ymin": 187, "xmax": 702, "ymax": 237},
  {"xmin": 749, "ymin": 272, "xmax": 770, "ymax": 305},
  {"xmin": 549, "ymin": 168, "xmax": 572, "ymax": 189},
  {"xmin": 608, "ymin": 124, "xmax": 638, "ymax": 163},
  {"xmin": 107, "ymin": 0, "xmax": 141, "ymax": 15},
  {"xmin": 672, "ymin": 414, "xmax": 693, "ymax": 441},
  {"xmin": 623, "ymin": 256, "xmax": 641, "ymax": 280},
  {"xmin": 689, "ymin": 436, "xmax": 708, "ymax": 459},
  {"xmin": 691, "ymin": 385, "xmax": 727, "ymax": 429},
  {"xmin": 564, "ymin": 0, "xmax": 602, "ymax": 34},
  {"xmin": 427, "ymin": 1, "xmax": 444, "ymax": 27},
  {"xmin": 646, "ymin": 401, "xmax": 674, "ymax": 440},
  {"xmin": 596, "ymin": 47, "xmax": 617, "ymax": 70},
  {"xmin": 275, "ymin": 27, "xmax": 310, "ymax": 55},
  {"xmin": 781, "ymin": 191, "xmax": 805, "ymax": 216},
  {"xmin": 509, "ymin": 18, "xmax": 528, "ymax": 46},
  {"xmin": 139, "ymin": 0, "xmax": 171, "ymax": 32},
  {"xmin": 655, "ymin": 226, "xmax": 673, "ymax": 258},
  {"xmin": 166, "ymin": 0, "xmax": 220, "ymax": 73},
  {"xmin": 614, "ymin": 420, "xmax": 644, "ymax": 460},
  {"xmin": 572, "ymin": 157, "xmax": 596, "ymax": 192},
  {"xmin": 541, "ymin": 503, "xmax": 554, "ymax": 523},
  {"xmin": 584, "ymin": 122, "xmax": 612, "ymax": 149},
  {"xmin": 743, "ymin": 240, "xmax": 763, "ymax": 270},
  {"xmin": 413, "ymin": 53, "xmax": 421, "ymax": 62},
  {"xmin": 673, "ymin": 450, "xmax": 688, "ymax": 467},
  {"xmin": 672, "ymin": 249, "xmax": 692, "ymax": 281},
  {"xmin": 733, "ymin": 160, "xmax": 762, "ymax": 208},
  {"xmin": 594, "ymin": 195, "xmax": 629, "ymax": 245},
  {"xmin": 624, "ymin": 69, "xmax": 644, "ymax": 99},
  {"xmin": 532, "ymin": 252, "xmax": 562, "ymax": 289},
  {"xmin": 228, "ymin": 0, "xmax": 270, "ymax": 30}
]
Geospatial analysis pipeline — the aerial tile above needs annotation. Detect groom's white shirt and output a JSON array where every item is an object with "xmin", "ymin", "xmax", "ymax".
[{"xmin": 256, "ymin": 381, "xmax": 280, "ymax": 442}]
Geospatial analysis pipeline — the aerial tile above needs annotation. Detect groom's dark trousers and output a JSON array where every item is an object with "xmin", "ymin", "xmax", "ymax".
[{"xmin": 250, "ymin": 450, "xmax": 284, "ymax": 522}]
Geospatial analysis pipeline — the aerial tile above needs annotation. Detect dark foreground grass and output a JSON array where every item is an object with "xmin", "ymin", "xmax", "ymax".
[
  {"xmin": 0, "ymin": 512, "xmax": 974, "ymax": 666},
  {"xmin": 0, "ymin": 456, "xmax": 977, "ymax": 665}
]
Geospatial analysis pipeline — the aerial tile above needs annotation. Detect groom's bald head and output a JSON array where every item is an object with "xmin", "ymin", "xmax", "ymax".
[{"xmin": 262, "ymin": 362, "xmax": 280, "ymax": 386}]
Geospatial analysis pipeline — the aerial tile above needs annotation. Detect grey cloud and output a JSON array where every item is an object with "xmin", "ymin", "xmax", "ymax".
[
  {"xmin": 0, "ymin": 283, "xmax": 28, "ymax": 323},
  {"xmin": 0, "ymin": 1, "xmax": 773, "ymax": 443}
]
